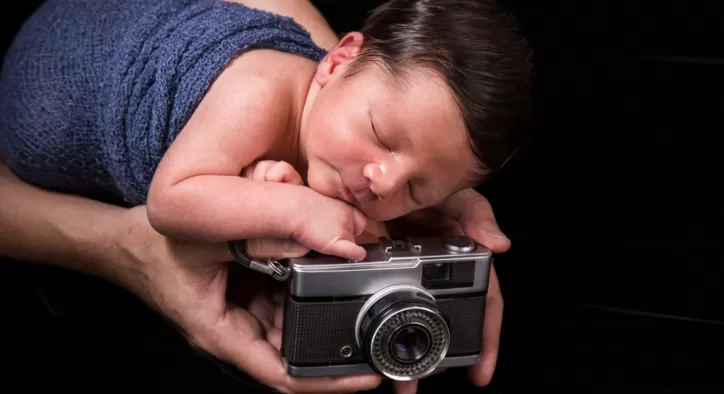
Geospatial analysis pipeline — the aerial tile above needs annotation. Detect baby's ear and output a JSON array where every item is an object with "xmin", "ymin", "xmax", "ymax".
[{"xmin": 315, "ymin": 32, "xmax": 365, "ymax": 86}]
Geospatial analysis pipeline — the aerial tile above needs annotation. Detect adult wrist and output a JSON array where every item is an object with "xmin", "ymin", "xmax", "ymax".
[{"xmin": 108, "ymin": 206, "xmax": 168, "ymax": 293}]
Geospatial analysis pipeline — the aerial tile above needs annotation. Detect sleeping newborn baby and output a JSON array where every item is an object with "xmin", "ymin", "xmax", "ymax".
[{"xmin": 0, "ymin": 0, "xmax": 533, "ymax": 261}]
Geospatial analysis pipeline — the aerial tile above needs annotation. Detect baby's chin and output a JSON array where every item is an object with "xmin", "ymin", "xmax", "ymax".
[{"xmin": 358, "ymin": 204, "xmax": 409, "ymax": 222}]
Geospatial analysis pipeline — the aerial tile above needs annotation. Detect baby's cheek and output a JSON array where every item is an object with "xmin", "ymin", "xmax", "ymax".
[{"xmin": 305, "ymin": 170, "xmax": 336, "ymax": 199}]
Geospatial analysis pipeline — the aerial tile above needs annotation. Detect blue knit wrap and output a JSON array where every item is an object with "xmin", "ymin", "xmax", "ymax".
[{"xmin": 0, "ymin": 0, "xmax": 326, "ymax": 205}]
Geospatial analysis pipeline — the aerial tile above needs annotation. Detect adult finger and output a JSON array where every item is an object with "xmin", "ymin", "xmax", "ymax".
[
  {"xmin": 390, "ymin": 366, "xmax": 448, "ymax": 394},
  {"xmin": 240, "ymin": 337, "xmax": 381, "ymax": 393},
  {"xmin": 266, "ymin": 326, "xmax": 283, "ymax": 351},
  {"xmin": 392, "ymin": 380, "xmax": 418, "ymax": 394},
  {"xmin": 469, "ymin": 264, "xmax": 503, "ymax": 386},
  {"xmin": 246, "ymin": 292, "xmax": 276, "ymax": 332},
  {"xmin": 245, "ymin": 238, "xmax": 310, "ymax": 260},
  {"xmin": 439, "ymin": 189, "xmax": 511, "ymax": 254},
  {"xmin": 211, "ymin": 308, "xmax": 382, "ymax": 394}
]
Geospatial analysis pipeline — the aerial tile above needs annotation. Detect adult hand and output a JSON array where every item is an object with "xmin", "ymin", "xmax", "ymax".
[
  {"xmin": 386, "ymin": 188, "xmax": 508, "ymax": 394},
  {"xmin": 392, "ymin": 188, "xmax": 511, "ymax": 255},
  {"xmin": 115, "ymin": 206, "xmax": 382, "ymax": 394}
]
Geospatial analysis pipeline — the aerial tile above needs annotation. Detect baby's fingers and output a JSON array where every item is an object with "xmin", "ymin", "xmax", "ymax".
[
  {"xmin": 242, "ymin": 160, "xmax": 275, "ymax": 180},
  {"xmin": 322, "ymin": 239, "xmax": 366, "ymax": 262},
  {"xmin": 266, "ymin": 161, "xmax": 304, "ymax": 185}
]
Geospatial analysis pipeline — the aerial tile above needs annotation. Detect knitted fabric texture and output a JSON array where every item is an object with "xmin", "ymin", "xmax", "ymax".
[{"xmin": 0, "ymin": 0, "xmax": 326, "ymax": 205}]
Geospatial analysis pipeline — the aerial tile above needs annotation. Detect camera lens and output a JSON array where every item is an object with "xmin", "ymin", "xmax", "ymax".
[
  {"xmin": 356, "ymin": 285, "xmax": 450, "ymax": 381},
  {"xmin": 390, "ymin": 324, "xmax": 431, "ymax": 364}
]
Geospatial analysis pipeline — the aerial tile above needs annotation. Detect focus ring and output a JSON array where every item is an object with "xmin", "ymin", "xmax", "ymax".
[{"xmin": 367, "ymin": 306, "xmax": 450, "ymax": 380}]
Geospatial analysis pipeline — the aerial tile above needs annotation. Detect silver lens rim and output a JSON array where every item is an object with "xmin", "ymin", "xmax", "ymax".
[
  {"xmin": 368, "ymin": 305, "xmax": 450, "ymax": 381},
  {"xmin": 355, "ymin": 284, "xmax": 434, "ymax": 349}
]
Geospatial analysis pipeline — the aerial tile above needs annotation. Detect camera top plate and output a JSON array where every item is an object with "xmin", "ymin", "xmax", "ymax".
[{"xmin": 285, "ymin": 236, "xmax": 492, "ymax": 298}]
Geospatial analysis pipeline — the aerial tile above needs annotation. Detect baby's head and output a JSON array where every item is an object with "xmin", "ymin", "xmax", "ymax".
[{"xmin": 300, "ymin": 0, "xmax": 533, "ymax": 220}]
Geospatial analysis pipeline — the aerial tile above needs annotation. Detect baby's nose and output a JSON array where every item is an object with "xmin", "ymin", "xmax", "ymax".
[{"xmin": 363, "ymin": 163, "xmax": 403, "ymax": 200}]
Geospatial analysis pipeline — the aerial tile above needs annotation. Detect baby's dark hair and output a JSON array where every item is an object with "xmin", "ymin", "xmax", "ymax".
[{"xmin": 347, "ymin": 0, "xmax": 534, "ymax": 181}]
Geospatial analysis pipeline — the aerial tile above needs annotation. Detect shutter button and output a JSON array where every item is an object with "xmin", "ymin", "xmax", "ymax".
[{"xmin": 443, "ymin": 236, "xmax": 476, "ymax": 253}]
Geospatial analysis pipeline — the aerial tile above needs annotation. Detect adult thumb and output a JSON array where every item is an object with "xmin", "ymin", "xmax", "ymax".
[{"xmin": 440, "ymin": 189, "xmax": 511, "ymax": 254}]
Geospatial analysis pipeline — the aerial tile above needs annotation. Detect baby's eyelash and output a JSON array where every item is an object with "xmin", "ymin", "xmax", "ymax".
[{"xmin": 370, "ymin": 112, "xmax": 392, "ymax": 152}]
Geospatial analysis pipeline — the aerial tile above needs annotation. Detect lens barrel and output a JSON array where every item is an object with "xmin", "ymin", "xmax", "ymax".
[{"xmin": 356, "ymin": 286, "xmax": 450, "ymax": 381}]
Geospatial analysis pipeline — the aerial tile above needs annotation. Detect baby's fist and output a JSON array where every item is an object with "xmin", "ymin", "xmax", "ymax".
[
  {"xmin": 242, "ymin": 160, "xmax": 303, "ymax": 185},
  {"xmin": 294, "ymin": 191, "xmax": 368, "ymax": 262}
]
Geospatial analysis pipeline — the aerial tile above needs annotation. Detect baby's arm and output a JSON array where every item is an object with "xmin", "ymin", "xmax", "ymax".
[
  {"xmin": 148, "ymin": 52, "xmax": 367, "ymax": 261},
  {"xmin": 146, "ymin": 58, "xmax": 307, "ymax": 243},
  {"xmin": 242, "ymin": 159, "xmax": 390, "ymax": 245}
]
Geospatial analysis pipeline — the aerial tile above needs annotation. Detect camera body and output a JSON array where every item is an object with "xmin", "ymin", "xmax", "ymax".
[{"xmin": 280, "ymin": 235, "xmax": 492, "ymax": 381}]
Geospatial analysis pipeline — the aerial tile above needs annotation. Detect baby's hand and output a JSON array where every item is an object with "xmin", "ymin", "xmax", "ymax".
[
  {"xmin": 242, "ymin": 160, "xmax": 367, "ymax": 261},
  {"xmin": 294, "ymin": 190, "xmax": 368, "ymax": 261},
  {"xmin": 242, "ymin": 160, "xmax": 303, "ymax": 185}
]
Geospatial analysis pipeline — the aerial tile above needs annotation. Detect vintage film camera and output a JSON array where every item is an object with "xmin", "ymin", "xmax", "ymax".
[{"xmin": 280, "ymin": 235, "xmax": 492, "ymax": 381}]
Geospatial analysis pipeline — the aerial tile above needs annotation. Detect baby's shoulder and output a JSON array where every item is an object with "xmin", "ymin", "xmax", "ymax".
[
  {"xmin": 221, "ymin": 48, "xmax": 317, "ymax": 96},
  {"xmin": 206, "ymin": 49, "xmax": 315, "ymax": 125},
  {"xmin": 187, "ymin": 48, "xmax": 315, "ymax": 146}
]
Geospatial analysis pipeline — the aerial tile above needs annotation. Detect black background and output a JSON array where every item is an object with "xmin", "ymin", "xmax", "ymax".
[{"xmin": 1, "ymin": 1, "xmax": 722, "ymax": 393}]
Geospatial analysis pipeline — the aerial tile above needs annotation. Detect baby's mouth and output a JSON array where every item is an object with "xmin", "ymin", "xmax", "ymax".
[{"xmin": 343, "ymin": 186, "xmax": 359, "ymax": 204}]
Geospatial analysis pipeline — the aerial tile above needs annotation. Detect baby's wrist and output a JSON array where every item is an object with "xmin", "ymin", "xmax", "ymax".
[
  {"xmin": 287, "ymin": 186, "xmax": 327, "ymax": 240},
  {"xmin": 287, "ymin": 187, "xmax": 311, "ymax": 239}
]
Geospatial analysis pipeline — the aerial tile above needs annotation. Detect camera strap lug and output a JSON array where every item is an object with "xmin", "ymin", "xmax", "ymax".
[
  {"xmin": 228, "ymin": 241, "xmax": 291, "ymax": 281},
  {"xmin": 244, "ymin": 258, "xmax": 290, "ymax": 281},
  {"xmin": 267, "ymin": 259, "xmax": 291, "ymax": 281}
]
